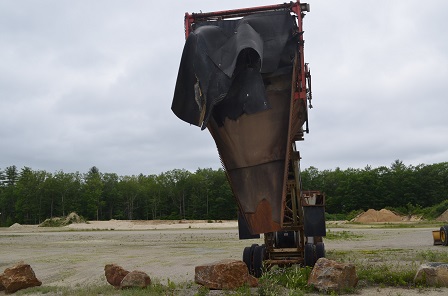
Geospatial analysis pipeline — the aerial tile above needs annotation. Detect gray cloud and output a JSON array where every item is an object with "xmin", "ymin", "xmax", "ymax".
[{"xmin": 1, "ymin": 0, "xmax": 447, "ymax": 176}]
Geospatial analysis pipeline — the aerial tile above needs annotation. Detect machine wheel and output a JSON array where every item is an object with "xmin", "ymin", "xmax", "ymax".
[
  {"xmin": 243, "ymin": 244, "xmax": 258, "ymax": 275},
  {"xmin": 242, "ymin": 247, "xmax": 252, "ymax": 272},
  {"xmin": 253, "ymin": 245, "xmax": 265, "ymax": 278},
  {"xmin": 304, "ymin": 243, "xmax": 316, "ymax": 267},
  {"xmin": 441, "ymin": 226, "xmax": 448, "ymax": 246},
  {"xmin": 315, "ymin": 242, "xmax": 325, "ymax": 260}
]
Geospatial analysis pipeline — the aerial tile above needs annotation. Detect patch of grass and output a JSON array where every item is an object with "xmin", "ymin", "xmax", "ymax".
[
  {"xmin": 16, "ymin": 285, "xmax": 116, "ymax": 296},
  {"xmin": 357, "ymin": 263, "xmax": 417, "ymax": 287},
  {"xmin": 325, "ymin": 230, "xmax": 363, "ymax": 240},
  {"xmin": 15, "ymin": 285, "xmax": 63, "ymax": 295},
  {"xmin": 231, "ymin": 283, "xmax": 252, "ymax": 295},
  {"xmin": 194, "ymin": 285, "xmax": 210, "ymax": 296},
  {"xmin": 325, "ymin": 250, "xmax": 350, "ymax": 260},
  {"xmin": 257, "ymin": 277, "xmax": 284, "ymax": 296},
  {"xmin": 370, "ymin": 221, "xmax": 441, "ymax": 228},
  {"xmin": 330, "ymin": 247, "xmax": 448, "ymax": 267},
  {"xmin": 359, "ymin": 248, "xmax": 405, "ymax": 255},
  {"xmin": 258, "ymin": 266, "xmax": 313, "ymax": 295},
  {"xmin": 39, "ymin": 212, "xmax": 87, "ymax": 227},
  {"xmin": 417, "ymin": 250, "xmax": 448, "ymax": 262},
  {"xmin": 327, "ymin": 248, "xmax": 423, "ymax": 288},
  {"xmin": 15, "ymin": 280, "xmax": 203, "ymax": 296},
  {"xmin": 331, "ymin": 221, "xmax": 442, "ymax": 229},
  {"xmin": 39, "ymin": 217, "xmax": 66, "ymax": 227},
  {"xmin": 380, "ymin": 223, "xmax": 418, "ymax": 228}
]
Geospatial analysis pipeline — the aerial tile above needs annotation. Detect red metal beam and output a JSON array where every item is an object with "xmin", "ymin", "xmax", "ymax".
[
  {"xmin": 190, "ymin": 2, "xmax": 295, "ymax": 20},
  {"xmin": 184, "ymin": 1, "xmax": 306, "ymax": 39}
]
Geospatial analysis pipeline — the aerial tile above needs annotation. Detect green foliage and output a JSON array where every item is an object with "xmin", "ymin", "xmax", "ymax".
[
  {"xmin": 232, "ymin": 283, "xmax": 252, "ymax": 295},
  {"xmin": 416, "ymin": 250, "xmax": 448, "ymax": 262},
  {"xmin": 326, "ymin": 248, "xmax": 432, "ymax": 289},
  {"xmin": 83, "ymin": 166, "xmax": 103, "ymax": 220},
  {"xmin": 420, "ymin": 199, "xmax": 448, "ymax": 220},
  {"xmin": 325, "ymin": 230, "xmax": 363, "ymax": 240},
  {"xmin": 2, "ymin": 160, "xmax": 448, "ymax": 225},
  {"xmin": 259, "ymin": 266, "xmax": 313, "ymax": 294},
  {"xmin": 0, "ymin": 165, "xmax": 236, "ymax": 225},
  {"xmin": 346, "ymin": 209, "xmax": 365, "ymax": 221},
  {"xmin": 326, "ymin": 210, "xmax": 364, "ymax": 221},
  {"xmin": 357, "ymin": 263, "xmax": 416, "ymax": 286},
  {"xmin": 302, "ymin": 161, "xmax": 448, "ymax": 216},
  {"xmin": 39, "ymin": 217, "xmax": 65, "ymax": 227},
  {"xmin": 390, "ymin": 203, "xmax": 423, "ymax": 217},
  {"xmin": 39, "ymin": 212, "xmax": 86, "ymax": 227},
  {"xmin": 194, "ymin": 285, "xmax": 210, "ymax": 296},
  {"xmin": 15, "ymin": 280, "xmax": 204, "ymax": 296},
  {"xmin": 325, "ymin": 212, "xmax": 347, "ymax": 221},
  {"xmin": 257, "ymin": 277, "xmax": 284, "ymax": 296}
]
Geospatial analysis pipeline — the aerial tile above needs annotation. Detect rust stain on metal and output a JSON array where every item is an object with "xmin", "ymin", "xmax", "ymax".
[{"xmin": 208, "ymin": 69, "xmax": 307, "ymax": 234}]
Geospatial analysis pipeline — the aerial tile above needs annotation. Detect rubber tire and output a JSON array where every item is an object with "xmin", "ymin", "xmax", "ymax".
[
  {"xmin": 441, "ymin": 226, "xmax": 448, "ymax": 246},
  {"xmin": 315, "ymin": 242, "xmax": 325, "ymax": 260},
  {"xmin": 242, "ymin": 246, "xmax": 252, "ymax": 272},
  {"xmin": 243, "ymin": 244, "xmax": 259, "ymax": 275},
  {"xmin": 304, "ymin": 243, "xmax": 316, "ymax": 267},
  {"xmin": 253, "ymin": 245, "xmax": 265, "ymax": 278}
]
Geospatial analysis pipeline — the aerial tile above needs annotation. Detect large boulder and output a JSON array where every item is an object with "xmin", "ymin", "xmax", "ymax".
[
  {"xmin": 308, "ymin": 258, "xmax": 358, "ymax": 292},
  {"xmin": 120, "ymin": 270, "xmax": 151, "ymax": 289},
  {"xmin": 414, "ymin": 262, "xmax": 448, "ymax": 286},
  {"xmin": 0, "ymin": 263, "xmax": 42, "ymax": 294},
  {"xmin": 104, "ymin": 264, "xmax": 130, "ymax": 288},
  {"xmin": 195, "ymin": 259, "xmax": 258, "ymax": 290}
]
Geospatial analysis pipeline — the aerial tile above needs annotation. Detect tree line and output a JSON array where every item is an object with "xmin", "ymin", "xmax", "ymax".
[
  {"xmin": 301, "ymin": 160, "xmax": 448, "ymax": 217},
  {"xmin": 1, "ymin": 160, "xmax": 447, "ymax": 226},
  {"xmin": 0, "ymin": 166, "xmax": 236, "ymax": 226}
]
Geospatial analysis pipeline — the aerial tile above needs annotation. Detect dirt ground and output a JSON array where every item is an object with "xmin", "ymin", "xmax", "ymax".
[{"xmin": 1, "ymin": 220, "xmax": 448, "ymax": 295}]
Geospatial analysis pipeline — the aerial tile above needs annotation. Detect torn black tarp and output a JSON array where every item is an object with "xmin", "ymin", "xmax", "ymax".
[{"xmin": 172, "ymin": 10, "xmax": 297, "ymax": 129}]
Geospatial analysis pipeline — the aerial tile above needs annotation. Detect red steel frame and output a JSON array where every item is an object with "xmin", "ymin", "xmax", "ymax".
[{"xmin": 183, "ymin": 1, "xmax": 310, "ymax": 109}]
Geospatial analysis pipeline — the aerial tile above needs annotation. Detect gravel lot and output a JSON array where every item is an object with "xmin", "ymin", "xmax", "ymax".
[{"xmin": 1, "ymin": 221, "xmax": 448, "ymax": 295}]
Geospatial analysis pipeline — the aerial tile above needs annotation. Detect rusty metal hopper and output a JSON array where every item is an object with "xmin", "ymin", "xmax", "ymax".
[
  {"xmin": 172, "ymin": 1, "xmax": 311, "ymax": 235},
  {"xmin": 208, "ymin": 72, "xmax": 307, "ymax": 234}
]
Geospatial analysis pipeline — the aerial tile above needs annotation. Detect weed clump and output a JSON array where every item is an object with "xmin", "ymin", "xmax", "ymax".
[
  {"xmin": 39, "ymin": 212, "xmax": 86, "ymax": 227},
  {"xmin": 258, "ymin": 266, "xmax": 313, "ymax": 295},
  {"xmin": 357, "ymin": 263, "xmax": 416, "ymax": 287}
]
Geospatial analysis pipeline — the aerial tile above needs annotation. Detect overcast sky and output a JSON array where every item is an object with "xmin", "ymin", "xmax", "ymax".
[{"xmin": 1, "ymin": 1, "xmax": 447, "ymax": 176}]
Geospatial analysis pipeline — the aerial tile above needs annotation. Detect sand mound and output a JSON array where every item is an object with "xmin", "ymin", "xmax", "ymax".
[
  {"xmin": 401, "ymin": 214, "xmax": 422, "ymax": 222},
  {"xmin": 353, "ymin": 209, "xmax": 403, "ymax": 223},
  {"xmin": 9, "ymin": 223, "xmax": 22, "ymax": 228},
  {"xmin": 436, "ymin": 209, "xmax": 448, "ymax": 222}
]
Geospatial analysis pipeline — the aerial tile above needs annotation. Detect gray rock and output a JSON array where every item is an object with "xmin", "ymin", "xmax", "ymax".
[
  {"xmin": 120, "ymin": 270, "xmax": 151, "ymax": 289},
  {"xmin": 414, "ymin": 262, "xmax": 448, "ymax": 286}
]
